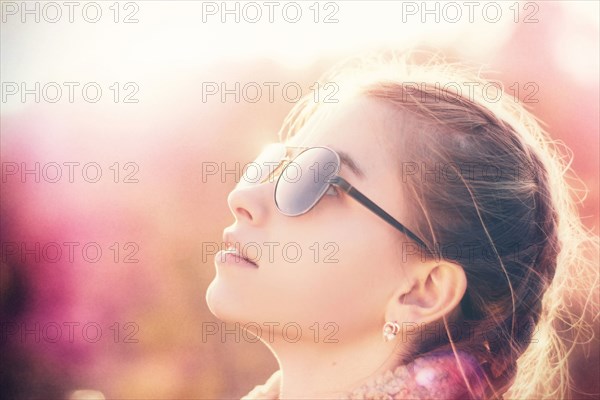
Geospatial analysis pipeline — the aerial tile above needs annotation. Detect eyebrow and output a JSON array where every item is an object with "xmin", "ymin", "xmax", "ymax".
[{"xmin": 331, "ymin": 148, "xmax": 365, "ymax": 179}]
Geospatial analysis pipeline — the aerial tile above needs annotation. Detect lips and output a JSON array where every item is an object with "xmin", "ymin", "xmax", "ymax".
[
  {"xmin": 222, "ymin": 231, "xmax": 259, "ymax": 267},
  {"xmin": 222, "ymin": 247, "xmax": 258, "ymax": 267},
  {"xmin": 221, "ymin": 250, "xmax": 258, "ymax": 267}
]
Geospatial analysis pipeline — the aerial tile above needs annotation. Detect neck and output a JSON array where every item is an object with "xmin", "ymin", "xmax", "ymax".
[{"xmin": 263, "ymin": 328, "xmax": 405, "ymax": 399}]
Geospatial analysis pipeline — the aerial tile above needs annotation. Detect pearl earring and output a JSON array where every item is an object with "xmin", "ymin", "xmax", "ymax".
[{"xmin": 382, "ymin": 321, "xmax": 400, "ymax": 342}]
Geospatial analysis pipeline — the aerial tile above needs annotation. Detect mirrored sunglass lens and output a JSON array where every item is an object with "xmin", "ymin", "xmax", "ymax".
[
  {"xmin": 240, "ymin": 143, "xmax": 286, "ymax": 187},
  {"xmin": 275, "ymin": 147, "xmax": 339, "ymax": 216}
]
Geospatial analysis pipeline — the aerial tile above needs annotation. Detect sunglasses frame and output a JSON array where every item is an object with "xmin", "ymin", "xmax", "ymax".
[{"xmin": 267, "ymin": 145, "xmax": 431, "ymax": 253}]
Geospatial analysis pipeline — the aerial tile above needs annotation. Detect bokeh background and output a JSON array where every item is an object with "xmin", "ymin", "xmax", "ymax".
[{"xmin": 1, "ymin": 1, "xmax": 598, "ymax": 399}]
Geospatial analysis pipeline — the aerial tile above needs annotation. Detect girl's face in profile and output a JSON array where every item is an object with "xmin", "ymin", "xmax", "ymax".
[{"xmin": 206, "ymin": 96, "xmax": 417, "ymax": 341}]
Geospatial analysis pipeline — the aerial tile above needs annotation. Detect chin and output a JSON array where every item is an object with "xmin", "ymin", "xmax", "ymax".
[{"xmin": 205, "ymin": 277, "xmax": 253, "ymax": 322}]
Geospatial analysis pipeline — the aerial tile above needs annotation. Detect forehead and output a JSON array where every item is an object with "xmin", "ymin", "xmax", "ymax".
[{"xmin": 286, "ymin": 96, "xmax": 402, "ymax": 178}]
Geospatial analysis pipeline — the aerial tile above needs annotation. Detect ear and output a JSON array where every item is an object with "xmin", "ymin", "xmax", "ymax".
[{"xmin": 385, "ymin": 260, "xmax": 467, "ymax": 325}]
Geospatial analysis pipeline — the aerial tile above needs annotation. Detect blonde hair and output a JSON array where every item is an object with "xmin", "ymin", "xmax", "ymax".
[{"xmin": 278, "ymin": 50, "xmax": 599, "ymax": 399}]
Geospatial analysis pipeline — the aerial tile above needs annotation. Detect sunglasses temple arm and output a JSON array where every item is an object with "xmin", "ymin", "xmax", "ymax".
[{"xmin": 329, "ymin": 176, "xmax": 432, "ymax": 254}]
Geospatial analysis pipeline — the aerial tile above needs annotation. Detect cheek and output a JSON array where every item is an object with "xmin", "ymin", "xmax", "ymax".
[{"xmin": 260, "ymin": 223, "xmax": 401, "ymax": 331}]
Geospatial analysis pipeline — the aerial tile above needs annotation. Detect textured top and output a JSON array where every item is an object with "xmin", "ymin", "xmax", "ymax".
[{"xmin": 241, "ymin": 350, "xmax": 488, "ymax": 400}]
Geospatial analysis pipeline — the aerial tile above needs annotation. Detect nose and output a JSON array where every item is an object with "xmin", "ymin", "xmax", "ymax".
[{"xmin": 226, "ymin": 182, "xmax": 270, "ymax": 224}]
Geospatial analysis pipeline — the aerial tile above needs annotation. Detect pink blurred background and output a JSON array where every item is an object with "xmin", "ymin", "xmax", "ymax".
[{"xmin": 1, "ymin": 1, "xmax": 598, "ymax": 399}]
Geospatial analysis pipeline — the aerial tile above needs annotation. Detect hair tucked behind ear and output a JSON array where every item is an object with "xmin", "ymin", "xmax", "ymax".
[{"xmin": 279, "ymin": 51, "xmax": 599, "ymax": 399}]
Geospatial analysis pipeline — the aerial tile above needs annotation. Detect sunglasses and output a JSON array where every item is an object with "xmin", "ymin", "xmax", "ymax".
[{"xmin": 239, "ymin": 144, "xmax": 431, "ymax": 252}]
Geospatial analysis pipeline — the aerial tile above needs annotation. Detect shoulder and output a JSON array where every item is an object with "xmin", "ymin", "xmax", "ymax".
[
  {"xmin": 241, "ymin": 370, "xmax": 281, "ymax": 400},
  {"xmin": 342, "ymin": 350, "xmax": 489, "ymax": 400},
  {"xmin": 407, "ymin": 350, "xmax": 489, "ymax": 399}
]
